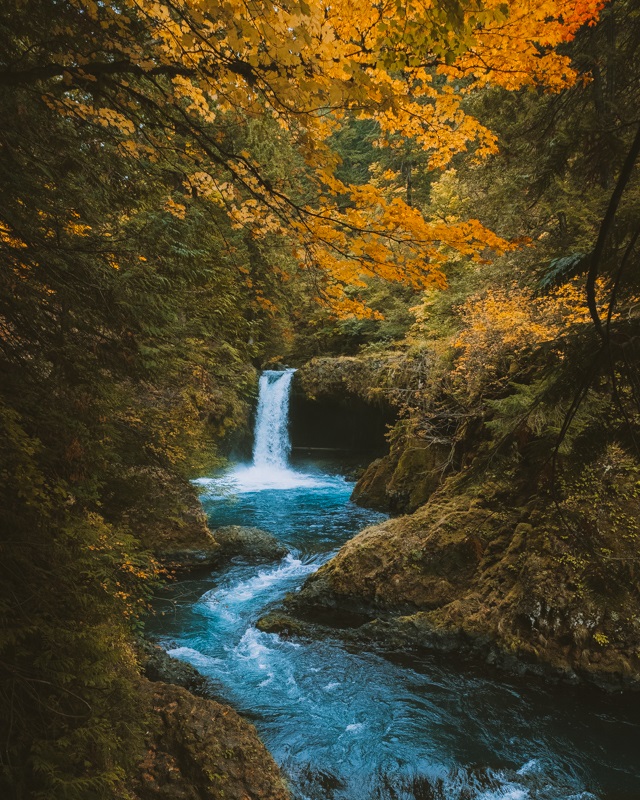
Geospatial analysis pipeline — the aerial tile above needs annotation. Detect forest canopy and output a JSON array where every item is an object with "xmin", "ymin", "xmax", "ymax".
[{"xmin": 2, "ymin": 0, "xmax": 605, "ymax": 314}]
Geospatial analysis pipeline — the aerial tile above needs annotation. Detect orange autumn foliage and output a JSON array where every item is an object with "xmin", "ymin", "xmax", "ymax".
[
  {"xmin": 452, "ymin": 278, "xmax": 621, "ymax": 396},
  {"xmin": 9, "ymin": 0, "xmax": 605, "ymax": 314}
]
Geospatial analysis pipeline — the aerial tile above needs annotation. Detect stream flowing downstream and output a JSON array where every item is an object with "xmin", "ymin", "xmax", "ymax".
[{"xmin": 149, "ymin": 370, "xmax": 640, "ymax": 800}]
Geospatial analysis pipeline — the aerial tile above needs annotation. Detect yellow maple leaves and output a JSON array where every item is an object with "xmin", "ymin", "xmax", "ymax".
[
  {"xmin": 453, "ymin": 276, "xmax": 621, "ymax": 396},
  {"xmin": 45, "ymin": 0, "xmax": 605, "ymax": 314},
  {"xmin": 0, "ymin": 222, "xmax": 27, "ymax": 250}
]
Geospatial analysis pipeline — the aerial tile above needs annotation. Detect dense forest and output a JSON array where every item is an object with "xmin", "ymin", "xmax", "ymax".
[{"xmin": 2, "ymin": 0, "xmax": 640, "ymax": 797}]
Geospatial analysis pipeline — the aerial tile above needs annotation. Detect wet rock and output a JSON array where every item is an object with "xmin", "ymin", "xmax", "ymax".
[
  {"xmin": 212, "ymin": 525, "xmax": 288, "ymax": 562},
  {"xmin": 256, "ymin": 612, "xmax": 310, "ymax": 638},
  {"xmin": 156, "ymin": 526, "xmax": 287, "ymax": 571},
  {"xmin": 133, "ymin": 680, "xmax": 290, "ymax": 800},
  {"xmin": 137, "ymin": 640, "xmax": 213, "ymax": 698},
  {"xmin": 293, "ymin": 498, "xmax": 487, "ymax": 613},
  {"xmin": 157, "ymin": 546, "xmax": 221, "ymax": 571},
  {"xmin": 350, "ymin": 458, "xmax": 393, "ymax": 511},
  {"xmin": 284, "ymin": 468, "xmax": 640, "ymax": 693},
  {"xmin": 352, "ymin": 438, "xmax": 451, "ymax": 514}
]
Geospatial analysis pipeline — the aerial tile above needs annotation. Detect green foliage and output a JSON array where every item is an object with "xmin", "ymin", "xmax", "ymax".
[
  {"xmin": 537, "ymin": 252, "xmax": 590, "ymax": 293},
  {"xmin": 358, "ymin": 0, "xmax": 640, "ymax": 492},
  {"xmin": 0, "ymin": 36, "xmax": 283, "ymax": 798},
  {"xmin": 2, "ymin": 0, "xmax": 640, "ymax": 793}
]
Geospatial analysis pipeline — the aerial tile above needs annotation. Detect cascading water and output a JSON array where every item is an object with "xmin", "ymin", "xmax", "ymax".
[
  {"xmin": 155, "ymin": 371, "xmax": 640, "ymax": 800},
  {"xmin": 194, "ymin": 368, "xmax": 326, "ymax": 493},
  {"xmin": 252, "ymin": 369, "xmax": 296, "ymax": 469}
]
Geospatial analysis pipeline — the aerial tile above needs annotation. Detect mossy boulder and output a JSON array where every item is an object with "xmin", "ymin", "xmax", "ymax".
[
  {"xmin": 350, "ymin": 457, "xmax": 394, "ymax": 511},
  {"xmin": 212, "ymin": 525, "xmax": 288, "ymax": 562},
  {"xmin": 153, "ymin": 524, "xmax": 287, "ymax": 571},
  {"xmin": 133, "ymin": 680, "xmax": 290, "ymax": 800},
  {"xmin": 285, "ymin": 452, "xmax": 640, "ymax": 691},
  {"xmin": 352, "ymin": 438, "xmax": 451, "ymax": 513},
  {"xmin": 291, "ymin": 491, "xmax": 494, "ymax": 614},
  {"xmin": 256, "ymin": 612, "xmax": 309, "ymax": 638}
]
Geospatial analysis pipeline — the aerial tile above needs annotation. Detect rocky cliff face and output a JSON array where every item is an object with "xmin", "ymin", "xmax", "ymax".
[
  {"xmin": 290, "ymin": 356, "xmax": 396, "ymax": 456},
  {"xmin": 275, "ymin": 455, "xmax": 640, "ymax": 692},
  {"xmin": 293, "ymin": 355, "xmax": 453, "ymax": 513},
  {"xmin": 351, "ymin": 437, "xmax": 451, "ymax": 514}
]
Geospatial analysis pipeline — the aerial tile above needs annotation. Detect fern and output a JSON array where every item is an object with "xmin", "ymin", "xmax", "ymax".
[{"xmin": 537, "ymin": 252, "xmax": 590, "ymax": 293}]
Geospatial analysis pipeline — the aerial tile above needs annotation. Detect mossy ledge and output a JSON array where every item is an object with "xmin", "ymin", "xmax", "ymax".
[{"xmin": 275, "ymin": 460, "xmax": 640, "ymax": 693}]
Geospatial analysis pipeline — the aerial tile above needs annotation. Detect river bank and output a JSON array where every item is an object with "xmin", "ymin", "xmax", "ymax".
[{"xmin": 148, "ymin": 370, "xmax": 640, "ymax": 800}]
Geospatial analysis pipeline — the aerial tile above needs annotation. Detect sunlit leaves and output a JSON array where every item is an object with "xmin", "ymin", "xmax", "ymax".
[{"xmin": 5, "ymin": 0, "xmax": 605, "ymax": 313}]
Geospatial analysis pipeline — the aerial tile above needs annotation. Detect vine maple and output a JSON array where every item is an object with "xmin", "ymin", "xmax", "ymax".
[{"xmin": 1, "ymin": 0, "xmax": 605, "ymax": 313}]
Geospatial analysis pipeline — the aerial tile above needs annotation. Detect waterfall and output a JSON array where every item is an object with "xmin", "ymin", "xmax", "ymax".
[
  {"xmin": 252, "ymin": 369, "xmax": 296, "ymax": 469},
  {"xmin": 194, "ymin": 366, "xmax": 332, "ymax": 493}
]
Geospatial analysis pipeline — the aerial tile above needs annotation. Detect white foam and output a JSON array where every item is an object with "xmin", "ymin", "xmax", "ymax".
[
  {"xmin": 201, "ymin": 554, "xmax": 318, "ymax": 614},
  {"xmin": 477, "ymin": 788, "xmax": 528, "ymax": 800},
  {"xmin": 516, "ymin": 760, "xmax": 539, "ymax": 776},
  {"xmin": 234, "ymin": 627, "xmax": 278, "ymax": 680},
  {"xmin": 236, "ymin": 627, "xmax": 269, "ymax": 657},
  {"xmin": 226, "ymin": 464, "xmax": 330, "ymax": 492},
  {"xmin": 474, "ymin": 773, "xmax": 531, "ymax": 800},
  {"xmin": 193, "ymin": 463, "xmax": 341, "ymax": 495},
  {"xmin": 166, "ymin": 646, "xmax": 221, "ymax": 669}
]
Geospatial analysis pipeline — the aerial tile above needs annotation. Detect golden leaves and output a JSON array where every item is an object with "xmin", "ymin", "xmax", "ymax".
[
  {"xmin": 47, "ymin": 0, "xmax": 604, "ymax": 315},
  {"xmin": 0, "ymin": 222, "xmax": 28, "ymax": 249},
  {"xmin": 64, "ymin": 220, "xmax": 92, "ymax": 237},
  {"xmin": 452, "ymin": 276, "xmax": 619, "ymax": 395},
  {"xmin": 164, "ymin": 197, "xmax": 187, "ymax": 218},
  {"xmin": 69, "ymin": 0, "xmax": 603, "ymax": 165}
]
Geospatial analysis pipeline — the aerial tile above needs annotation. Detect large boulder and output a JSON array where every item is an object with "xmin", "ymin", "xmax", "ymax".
[
  {"xmin": 282, "ymin": 457, "xmax": 640, "ymax": 691},
  {"xmin": 351, "ymin": 438, "xmax": 451, "ymax": 513},
  {"xmin": 158, "ymin": 525, "xmax": 288, "ymax": 571}
]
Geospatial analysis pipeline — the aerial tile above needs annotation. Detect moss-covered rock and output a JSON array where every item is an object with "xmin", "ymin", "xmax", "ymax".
[
  {"xmin": 352, "ymin": 437, "xmax": 451, "ymax": 513},
  {"xmin": 256, "ymin": 612, "xmax": 309, "ymax": 638},
  {"xmin": 290, "ymin": 489, "xmax": 497, "ymax": 613},
  {"xmin": 137, "ymin": 640, "xmax": 214, "ymax": 698},
  {"xmin": 350, "ymin": 457, "xmax": 394, "ymax": 511},
  {"xmin": 212, "ymin": 525, "xmax": 288, "ymax": 562},
  {"xmin": 133, "ymin": 680, "xmax": 290, "ymax": 800},
  {"xmin": 123, "ymin": 469, "xmax": 219, "ymax": 567},
  {"xmin": 284, "ymin": 452, "xmax": 640, "ymax": 691},
  {"xmin": 156, "ymin": 524, "xmax": 288, "ymax": 571},
  {"xmin": 295, "ymin": 355, "xmax": 395, "ymax": 404}
]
